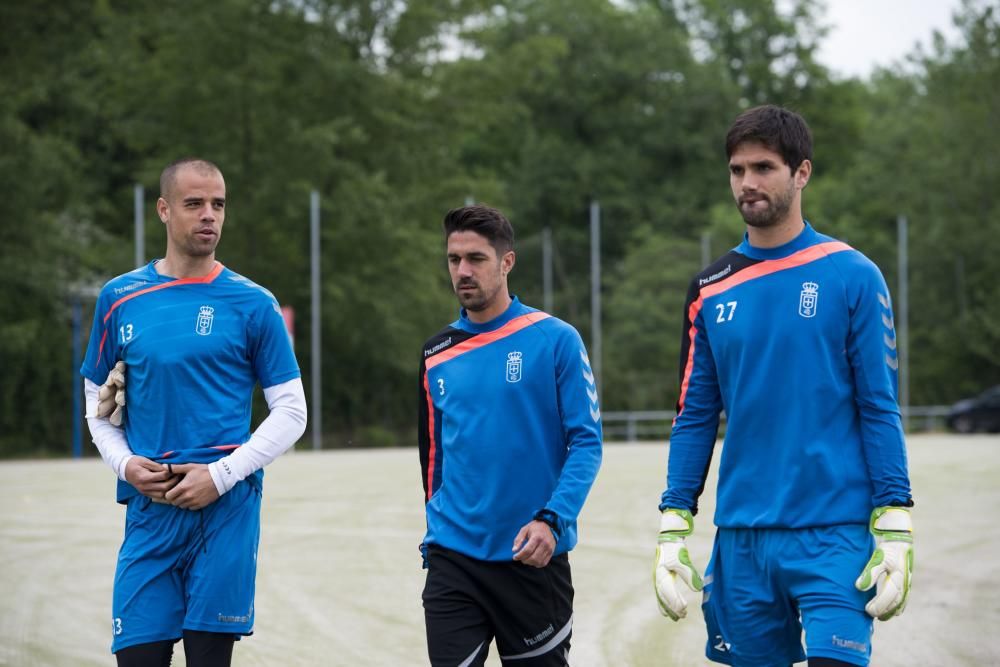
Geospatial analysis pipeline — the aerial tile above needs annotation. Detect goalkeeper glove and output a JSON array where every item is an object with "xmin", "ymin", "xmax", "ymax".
[
  {"xmin": 855, "ymin": 506, "xmax": 913, "ymax": 621},
  {"xmin": 97, "ymin": 361, "xmax": 127, "ymax": 427},
  {"xmin": 654, "ymin": 508, "xmax": 703, "ymax": 620}
]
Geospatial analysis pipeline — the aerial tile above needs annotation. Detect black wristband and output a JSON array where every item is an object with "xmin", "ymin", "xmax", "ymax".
[{"xmin": 533, "ymin": 509, "xmax": 561, "ymax": 539}]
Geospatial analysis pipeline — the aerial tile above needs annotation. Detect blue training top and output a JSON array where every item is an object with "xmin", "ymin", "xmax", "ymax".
[
  {"xmin": 81, "ymin": 260, "xmax": 300, "ymax": 503},
  {"xmin": 419, "ymin": 297, "xmax": 603, "ymax": 561},
  {"xmin": 661, "ymin": 223, "xmax": 912, "ymax": 528}
]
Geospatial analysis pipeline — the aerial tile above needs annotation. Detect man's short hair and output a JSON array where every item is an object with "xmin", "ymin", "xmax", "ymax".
[
  {"xmin": 159, "ymin": 158, "xmax": 223, "ymax": 200},
  {"xmin": 725, "ymin": 105, "xmax": 813, "ymax": 173},
  {"xmin": 442, "ymin": 204, "xmax": 515, "ymax": 255}
]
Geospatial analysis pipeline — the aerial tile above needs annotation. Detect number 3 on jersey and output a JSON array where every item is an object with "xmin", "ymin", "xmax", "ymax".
[{"xmin": 715, "ymin": 301, "xmax": 737, "ymax": 323}]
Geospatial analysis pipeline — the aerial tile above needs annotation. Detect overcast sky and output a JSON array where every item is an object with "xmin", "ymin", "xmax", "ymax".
[{"xmin": 815, "ymin": 0, "xmax": 965, "ymax": 77}]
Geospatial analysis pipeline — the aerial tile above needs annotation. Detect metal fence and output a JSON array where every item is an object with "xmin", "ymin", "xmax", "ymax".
[{"xmin": 602, "ymin": 406, "xmax": 952, "ymax": 442}]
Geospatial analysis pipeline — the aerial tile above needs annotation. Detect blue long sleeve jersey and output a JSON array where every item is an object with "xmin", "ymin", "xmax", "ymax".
[
  {"xmin": 418, "ymin": 297, "xmax": 603, "ymax": 561},
  {"xmin": 81, "ymin": 261, "xmax": 301, "ymax": 503},
  {"xmin": 661, "ymin": 223, "xmax": 912, "ymax": 528}
]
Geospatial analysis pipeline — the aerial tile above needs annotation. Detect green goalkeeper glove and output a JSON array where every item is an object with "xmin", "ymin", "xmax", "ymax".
[
  {"xmin": 653, "ymin": 508, "xmax": 704, "ymax": 620},
  {"xmin": 855, "ymin": 506, "xmax": 913, "ymax": 621},
  {"xmin": 97, "ymin": 361, "xmax": 126, "ymax": 427}
]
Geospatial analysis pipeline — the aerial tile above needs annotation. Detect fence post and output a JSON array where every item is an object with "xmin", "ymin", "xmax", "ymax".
[{"xmin": 310, "ymin": 190, "xmax": 322, "ymax": 450}]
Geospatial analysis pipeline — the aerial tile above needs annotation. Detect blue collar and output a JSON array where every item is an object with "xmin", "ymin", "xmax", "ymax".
[
  {"xmin": 457, "ymin": 296, "xmax": 528, "ymax": 333},
  {"xmin": 736, "ymin": 221, "xmax": 818, "ymax": 260}
]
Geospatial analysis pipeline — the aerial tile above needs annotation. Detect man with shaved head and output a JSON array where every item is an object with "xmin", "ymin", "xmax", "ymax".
[
  {"xmin": 82, "ymin": 157, "xmax": 307, "ymax": 666},
  {"xmin": 159, "ymin": 157, "xmax": 221, "ymax": 201}
]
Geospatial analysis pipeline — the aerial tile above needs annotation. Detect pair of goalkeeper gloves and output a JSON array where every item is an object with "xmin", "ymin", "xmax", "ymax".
[
  {"xmin": 653, "ymin": 506, "xmax": 913, "ymax": 622},
  {"xmin": 95, "ymin": 361, "xmax": 127, "ymax": 426}
]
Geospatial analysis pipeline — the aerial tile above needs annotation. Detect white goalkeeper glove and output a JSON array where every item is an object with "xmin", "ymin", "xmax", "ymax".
[
  {"xmin": 654, "ymin": 508, "xmax": 704, "ymax": 620},
  {"xmin": 96, "ymin": 361, "xmax": 126, "ymax": 427},
  {"xmin": 855, "ymin": 506, "xmax": 913, "ymax": 621}
]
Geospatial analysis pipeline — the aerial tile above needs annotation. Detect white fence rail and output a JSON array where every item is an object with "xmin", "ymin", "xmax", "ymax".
[{"xmin": 602, "ymin": 406, "xmax": 952, "ymax": 441}]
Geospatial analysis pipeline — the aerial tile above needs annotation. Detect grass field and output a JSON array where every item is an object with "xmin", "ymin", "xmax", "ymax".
[{"xmin": 1, "ymin": 434, "xmax": 998, "ymax": 666}]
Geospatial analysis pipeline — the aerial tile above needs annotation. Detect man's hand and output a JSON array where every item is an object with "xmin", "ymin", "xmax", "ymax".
[
  {"xmin": 512, "ymin": 520, "xmax": 556, "ymax": 568},
  {"xmin": 164, "ymin": 463, "xmax": 221, "ymax": 510},
  {"xmin": 855, "ymin": 506, "xmax": 913, "ymax": 621},
  {"xmin": 97, "ymin": 361, "xmax": 127, "ymax": 426},
  {"xmin": 124, "ymin": 456, "xmax": 179, "ymax": 501},
  {"xmin": 654, "ymin": 508, "xmax": 703, "ymax": 621}
]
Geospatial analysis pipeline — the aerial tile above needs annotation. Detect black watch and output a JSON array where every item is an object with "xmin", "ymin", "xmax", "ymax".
[{"xmin": 533, "ymin": 509, "xmax": 561, "ymax": 539}]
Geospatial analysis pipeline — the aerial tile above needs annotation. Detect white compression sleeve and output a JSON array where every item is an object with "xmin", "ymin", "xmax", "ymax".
[
  {"xmin": 84, "ymin": 378, "xmax": 134, "ymax": 480},
  {"xmin": 208, "ymin": 377, "xmax": 308, "ymax": 495}
]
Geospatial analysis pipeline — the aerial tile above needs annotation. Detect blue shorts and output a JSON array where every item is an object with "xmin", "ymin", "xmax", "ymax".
[
  {"xmin": 110, "ymin": 479, "xmax": 262, "ymax": 653},
  {"xmin": 702, "ymin": 524, "xmax": 874, "ymax": 667}
]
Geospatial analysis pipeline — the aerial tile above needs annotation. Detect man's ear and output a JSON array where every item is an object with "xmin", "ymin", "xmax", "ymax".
[
  {"xmin": 795, "ymin": 159, "xmax": 812, "ymax": 189},
  {"xmin": 501, "ymin": 250, "xmax": 516, "ymax": 275}
]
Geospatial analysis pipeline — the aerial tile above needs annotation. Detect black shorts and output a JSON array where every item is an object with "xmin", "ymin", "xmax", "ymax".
[{"xmin": 422, "ymin": 545, "xmax": 574, "ymax": 666}]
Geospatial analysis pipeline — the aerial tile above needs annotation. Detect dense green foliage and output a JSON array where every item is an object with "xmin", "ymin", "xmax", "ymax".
[{"xmin": 1, "ymin": 0, "xmax": 997, "ymax": 455}]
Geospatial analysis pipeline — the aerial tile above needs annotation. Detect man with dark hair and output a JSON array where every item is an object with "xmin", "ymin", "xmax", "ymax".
[
  {"xmin": 81, "ymin": 157, "xmax": 307, "ymax": 666},
  {"xmin": 653, "ymin": 105, "xmax": 914, "ymax": 666},
  {"xmin": 442, "ymin": 204, "xmax": 515, "ymax": 254},
  {"xmin": 724, "ymin": 103, "xmax": 813, "ymax": 175},
  {"xmin": 418, "ymin": 204, "xmax": 603, "ymax": 666}
]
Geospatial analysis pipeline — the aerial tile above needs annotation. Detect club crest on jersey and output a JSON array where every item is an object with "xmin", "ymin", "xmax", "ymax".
[
  {"xmin": 196, "ymin": 305, "xmax": 215, "ymax": 336},
  {"xmin": 798, "ymin": 282, "xmax": 819, "ymax": 318},
  {"xmin": 506, "ymin": 351, "xmax": 523, "ymax": 383}
]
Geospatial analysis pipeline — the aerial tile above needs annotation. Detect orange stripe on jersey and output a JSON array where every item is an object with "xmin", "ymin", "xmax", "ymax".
[
  {"xmin": 700, "ymin": 242, "xmax": 850, "ymax": 300},
  {"xmin": 160, "ymin": 443, "xmax": 239, "ymax": 459},
  {"xmin": 674, "ymin": 241, "xmax": 851, "ymax": 419},
  {"xmin": 102, "ymin": 262, "xmax": 225, "ymax": 324},
  {"xmin": 675, "ymin": 297, "xmax": 705, "ymax": 421},
  {"xmin": 424, "ymin": 311, "xmax": 551, "ymax": 371},
  {"xmin": 423, "ymin": 373, "xmax": 437, "ymax": 501},
  {"xmin": 421, "ymin": 311, "xmax": 549, "ymax": 498},
  {"xmin": 97, "ymin": 329, "xmax": 109, "ymax": 364},
  {"xmin": 96, "ymin": 263, "xmax": 225, "ymax": 364}
]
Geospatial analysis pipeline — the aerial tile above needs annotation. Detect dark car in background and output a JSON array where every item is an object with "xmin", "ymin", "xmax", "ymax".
[{"xmin": 946, "ymin": 385, "xmax": 1000, "ymax": 433}]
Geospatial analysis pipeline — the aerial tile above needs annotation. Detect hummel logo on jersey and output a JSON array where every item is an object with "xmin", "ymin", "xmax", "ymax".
[
  {"xmin": 196, "ymin": 305, "xmax": 215, "ymax": 336},
  {"xmin": 581, "ymin": 350, "xmax": 600, "ymax": 422},
  {"xmin": 798, "ymin": 282, "xmax": 819, "ymax": 318},
  {"xmin": 699, "ymin": 264, "xmax": 732, "ymax": 286},
  {"xmin": 878, "ymin": 291, "xmax": 899, "ymax": 370},
  {"xmin": 425, "ymin": 337, "xmax": 453, "ymax": 357},
  {"xmin": 506, "ymin": 351, "xmax": 523, "ymax": 383},
  {"xmin": 113, "ymin": 280, "xmax": 149, "ymax": 295}
]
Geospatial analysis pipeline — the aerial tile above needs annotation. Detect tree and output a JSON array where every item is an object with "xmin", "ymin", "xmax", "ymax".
[
  {"xmin": 603, "ymin": 226, "xmax": 701, "ymax": 412},
  {"xmin": 813, "ymin": 0, "xmax": 1000, "ymax": 402}
]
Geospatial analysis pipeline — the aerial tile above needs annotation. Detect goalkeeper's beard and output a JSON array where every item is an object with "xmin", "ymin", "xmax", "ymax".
[{"xmin": 737, "ymin": 179, "xmax": 795, "ymax": 228}]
